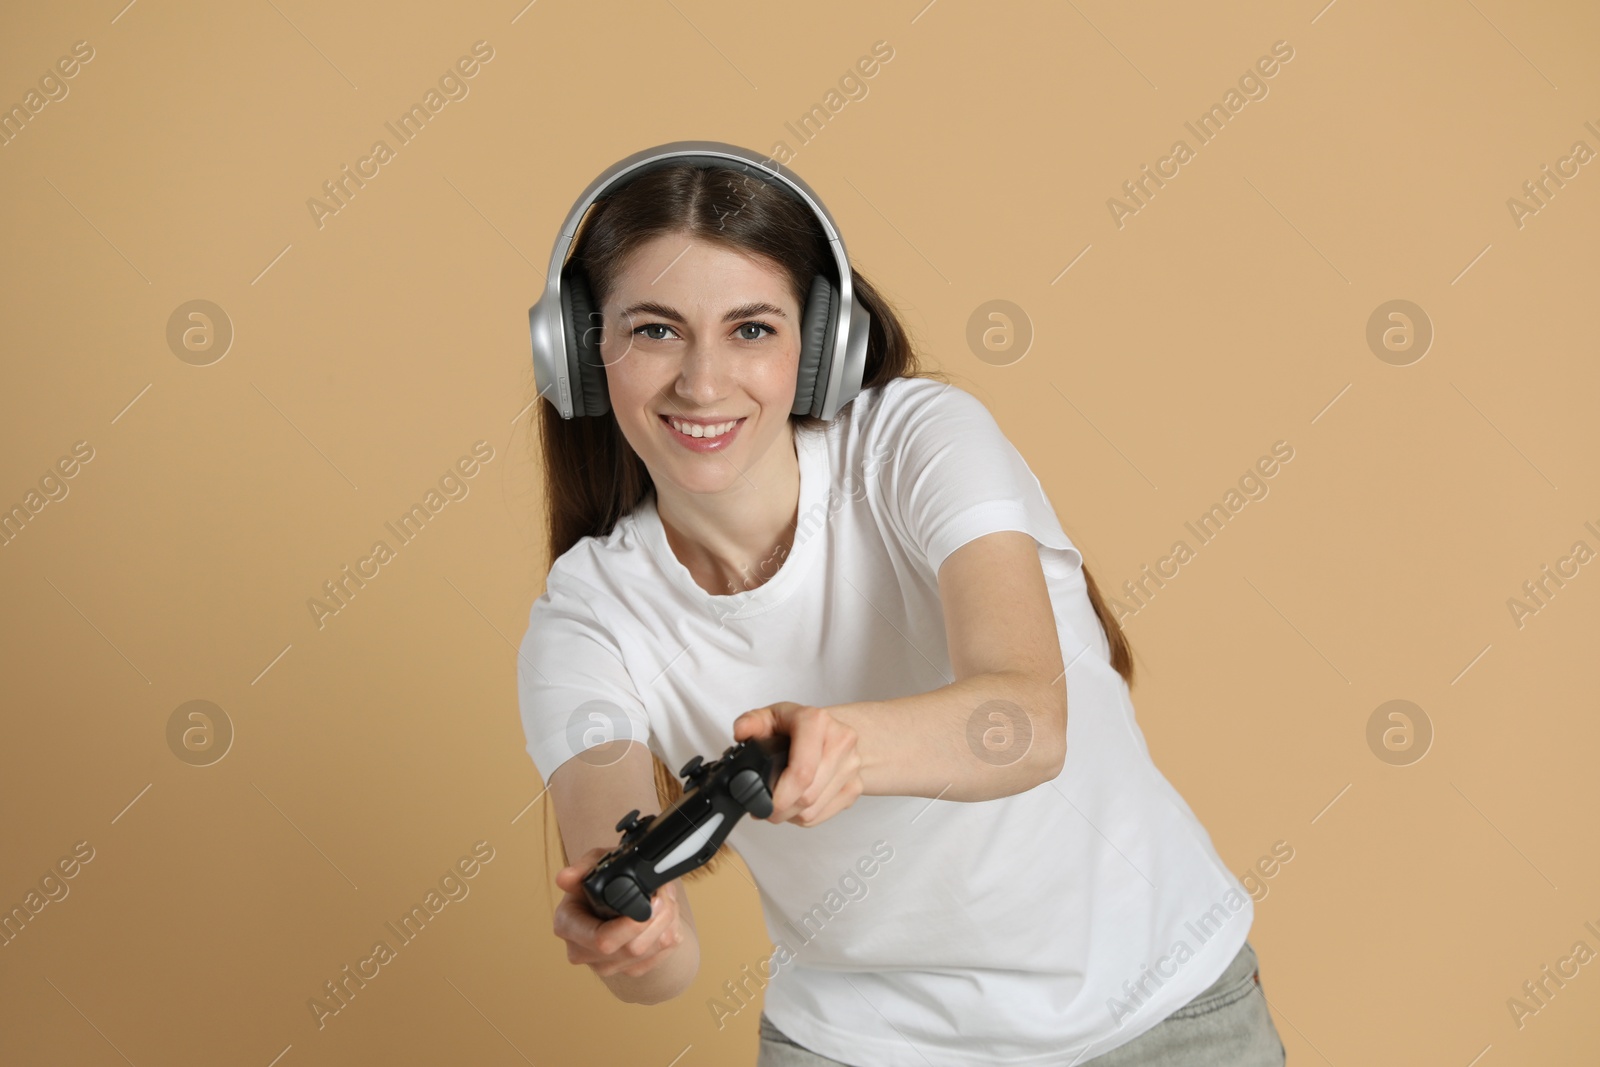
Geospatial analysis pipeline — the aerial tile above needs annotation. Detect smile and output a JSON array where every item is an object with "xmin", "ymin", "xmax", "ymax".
[
  {"xmin": 659, "ymin": 414, "xmax": 746, "ymax": 451},
  {"xmin": 661, "ymin": 415, "xmax": 744, "ymax": 439}
]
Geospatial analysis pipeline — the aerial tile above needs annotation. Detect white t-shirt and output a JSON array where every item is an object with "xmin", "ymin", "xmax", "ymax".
[{"xmin": 518, "ymin": 376, "xmax": 1253, "ymax": 1066}]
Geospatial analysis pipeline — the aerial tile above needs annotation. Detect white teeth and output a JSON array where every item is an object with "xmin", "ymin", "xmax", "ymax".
[{"xmin": 669, "ymin": 418, "xmax": 737, "ymax": 439}]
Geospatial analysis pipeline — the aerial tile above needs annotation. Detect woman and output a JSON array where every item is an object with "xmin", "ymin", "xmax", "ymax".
[{"xmin": 519, "ymin": 148, "xmax": 1286, "ymax": 1066}]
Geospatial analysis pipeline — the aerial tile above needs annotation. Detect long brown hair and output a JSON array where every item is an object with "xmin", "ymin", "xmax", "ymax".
[{"xmin": 534, "ymin": 162, "xmax": 1133, "ymax": 889}]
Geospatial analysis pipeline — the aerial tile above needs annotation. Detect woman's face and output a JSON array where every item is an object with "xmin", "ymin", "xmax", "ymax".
[{"xmin": 598, "ymin": 233, "xmax": 804, "ymax": 496}]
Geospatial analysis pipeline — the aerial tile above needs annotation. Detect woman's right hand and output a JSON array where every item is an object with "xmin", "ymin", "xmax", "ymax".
[{"xmin": 553, "ymin": 846, "xmax": 689, "ymax": 979}]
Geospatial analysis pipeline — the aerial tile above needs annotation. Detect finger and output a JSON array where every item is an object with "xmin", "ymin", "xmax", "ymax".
[
  {"xmin": 766, "ymin": 732, "xmax": 805, "ymax": 818},
  {"xmin": 771, "ymin": 730, "xmax": 822, "ymax": 821},
  {"xmin": 794, "ymin": 724, "xmax": 860, "ymax": 823},
  {"xmin": 553, "ymin": 847, "xmax": 609, "ymax": 892},
  {"xmin": 799, "ymin": 774, "xmax": 862, "ymax": 826},
  {"xmin": 795, "ymin": 783, "xmax": 839, "ymax": 825},
  {"xmin": 593, "ymin": 927, "xmax": 674, "ymax": 975},
  {"xmin": 617, "ymin": 895, "xmax": 677, "ymax": 958},
  {"xmin": 767, "ymin": 767, "xmax": 798, "ymax": 822},
  {"xmin": 804, "ymin": 730, "xmax": 861, "ymax": 818},
  {"xmin": 592, "ymin": 912, "xmax": 653, "ymax": 956},
  {"xmin": 593, "ymin": 881, "xmax": 678, "ymax": 955},
  {"xmin": 732, "ymin": 706, "xmax": 775, "ymax": 742},
  {"xmin": 618, "ymin": 943, "xmax": 678, "ymax": 977},
  {"xmin": 596, "ymin": 953, "xmax": 663, "ymax": 979},
  {"xmin": 795, "ymin": 779, "xmax": 842, "ymax": 825},
  {"xmin": 611, "ymin": 925, "xmax": 684, "ymax": 977},
  {"xmin": 553, "ymin": 898, "xmax": 606, "ymax": 952},
  {"xmin": 797, "ymin": 736, "xmax": 846, "ymax": 816},
  {"xmin": 572, "ymin": 918, "xmax": 666, "ymax": 969}
]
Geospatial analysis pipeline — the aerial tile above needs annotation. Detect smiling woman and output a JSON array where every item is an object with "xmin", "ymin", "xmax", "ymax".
[
  {"xmin": 517, "ymin": 143, "xmax": 1283, "ymax": 1066},
  {"xmin": 615, "ymin": 292, "xmax": 782, "ymax": 452},
  {"xmin": 597, "ymin": 236, "xmax": 814, "ymax": 564}
]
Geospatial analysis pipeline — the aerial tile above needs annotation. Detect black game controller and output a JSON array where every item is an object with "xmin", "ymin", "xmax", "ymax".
[{"xmin": 581, "ymin": 734, "xmax": 790, "ymax": 922}]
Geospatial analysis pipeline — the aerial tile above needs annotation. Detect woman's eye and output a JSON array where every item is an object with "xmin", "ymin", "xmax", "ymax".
[{"xmin": 632, "ymin": 322, "xmax": 773, "ymax": 342}]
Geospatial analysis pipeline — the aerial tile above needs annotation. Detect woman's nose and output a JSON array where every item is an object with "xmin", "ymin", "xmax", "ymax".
[{"xmin": 673, "ymin": 341, "xmax": 730, "ymax": 402}]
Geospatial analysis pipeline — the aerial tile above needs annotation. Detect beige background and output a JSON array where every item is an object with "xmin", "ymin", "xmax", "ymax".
[{"xmin": 2, "ymin": 0, "xmax": 1597, "ymax": 1064}]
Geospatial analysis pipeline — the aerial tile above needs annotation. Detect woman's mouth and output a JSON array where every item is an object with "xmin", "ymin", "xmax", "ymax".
[{"xmin": 660, "ymin": 414, "xmax": 745, "ymax": 452}]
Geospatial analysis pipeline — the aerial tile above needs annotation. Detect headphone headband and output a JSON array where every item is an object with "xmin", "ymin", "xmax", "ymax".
[{"xmin": 529, "ymin": 141, "xmax": 869, "ymax": 422}]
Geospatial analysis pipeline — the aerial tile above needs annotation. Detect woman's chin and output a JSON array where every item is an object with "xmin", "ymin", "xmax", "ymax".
[{"xmin": 654, "ymin": 462, "xmax": 743, "ymax": 497}]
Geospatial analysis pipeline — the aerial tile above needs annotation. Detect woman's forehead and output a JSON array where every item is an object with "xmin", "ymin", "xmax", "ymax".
[{"xmin": 608, "ymin": 237, "xmax": 800, "ymax": 311}]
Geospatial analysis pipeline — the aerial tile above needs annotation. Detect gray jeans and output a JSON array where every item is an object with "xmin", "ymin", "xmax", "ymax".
[{"xmin": 756, "ymin": 939, "xmax": 1286, "ymax": 1066}]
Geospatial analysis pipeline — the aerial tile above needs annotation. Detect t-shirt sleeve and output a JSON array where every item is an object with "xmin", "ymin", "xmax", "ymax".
[
  {"xmin": 516, "ymin": 576, "xmax": 651, "ymax": 785},
  {"xmin": 877, "ymin": 379, "xmax": 1083, "ymax": 580}
]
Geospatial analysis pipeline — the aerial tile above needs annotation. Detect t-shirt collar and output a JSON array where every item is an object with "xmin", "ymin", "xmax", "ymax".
[{"xmin": 634, "ymin": 427, "xmax": 828, "ymax": 619}]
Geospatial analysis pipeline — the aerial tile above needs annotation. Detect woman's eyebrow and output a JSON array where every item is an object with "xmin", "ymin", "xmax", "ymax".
[{"xmin": 617, "ymin": 300, "xmax": 788, "ymax": 322}]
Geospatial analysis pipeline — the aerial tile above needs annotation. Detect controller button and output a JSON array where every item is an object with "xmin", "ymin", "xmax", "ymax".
[
  {"xmin": 730, "ymin": 768, "xmax": 774, "ymax": 819},
  {"xmin": 604, "ymin": 878, "xmax": 651, "ymax": 922}
]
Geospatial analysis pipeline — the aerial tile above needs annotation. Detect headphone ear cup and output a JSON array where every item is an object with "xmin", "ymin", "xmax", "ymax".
[
  {"xmin": 562, "ymin": 267, "xmax": 611, "ymax": 418},
  {"xmin": 793, "ymin": 273, "xmax": 837, "ymax": 417}
]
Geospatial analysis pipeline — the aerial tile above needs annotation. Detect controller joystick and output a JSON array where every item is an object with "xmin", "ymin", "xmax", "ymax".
[{"xmin": 581, "ymin": 734, "xmax": 790, "ymax": 922}]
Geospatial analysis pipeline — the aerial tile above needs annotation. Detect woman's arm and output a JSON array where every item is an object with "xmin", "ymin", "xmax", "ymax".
[
  {"xmin": 736, "ymin": 530, "xmax": 1069, "ymax": 818},
  {"xmin": 547, "ymin": 741, "xmax": 701, "ymax": 1003}
]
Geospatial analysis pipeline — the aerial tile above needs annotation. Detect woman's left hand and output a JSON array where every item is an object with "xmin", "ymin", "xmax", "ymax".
[{"xmin": 732, "ymin": 701, "xmax": 863, "ymax": 827}]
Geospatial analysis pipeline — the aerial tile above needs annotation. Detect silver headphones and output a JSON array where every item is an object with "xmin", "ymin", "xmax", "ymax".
[{"xmin": 528, "ymin": 140, "xmax": 871, "ymax": 423}]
